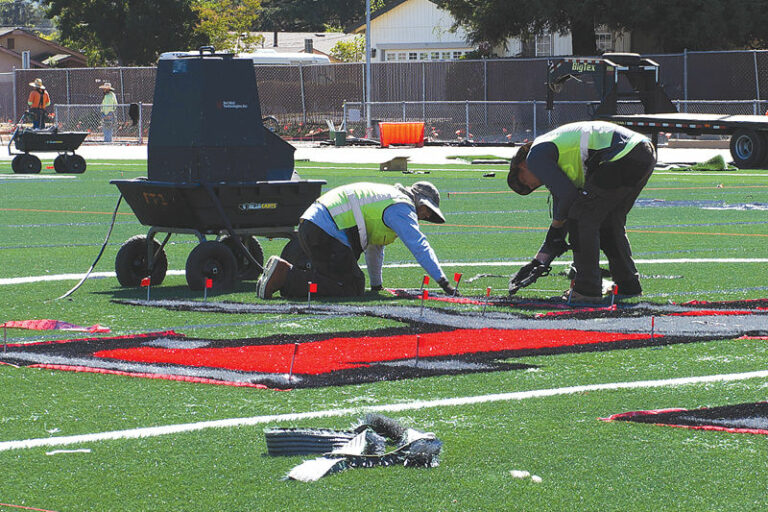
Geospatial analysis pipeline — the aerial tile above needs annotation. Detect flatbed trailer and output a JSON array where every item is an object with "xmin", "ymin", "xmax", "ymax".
[{"xmin": 604, "ymin": 112, "xmax": 768, "ymax": 168}]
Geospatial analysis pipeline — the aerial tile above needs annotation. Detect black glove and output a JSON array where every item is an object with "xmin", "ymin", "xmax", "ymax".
[
  {"xmin": 539, "ymin": 224, "xmax": 569, "ymax": 259},
  {"xmin": 509, "ymin": 259, "xmax": 551, "ymax": 295},
  {"xmin": 437, "ymin": 278, "xmax": 457, "ymax": 296},
  {"xmin": 371, "ymin": 284, "xmax": 383, "ymax": 292}
]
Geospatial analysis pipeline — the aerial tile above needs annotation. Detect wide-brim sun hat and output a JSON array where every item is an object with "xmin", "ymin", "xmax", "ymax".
[
  {"xmin": 410, "ymin": 181, "xmax": 446, "ymax": 223},
  {"xmin": 99, "ymin": 82, "xmax": 114, "ymax": 91},
  {"xmin": 29, "ymin": 78, "xmax": 45, "ymax": 89}
]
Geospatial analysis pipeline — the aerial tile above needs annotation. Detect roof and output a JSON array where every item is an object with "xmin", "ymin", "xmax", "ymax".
[
  {"xmin": 0, "ymin": 27, "xmax": 86, "ymax": 65},
  {"xmin": 248, "ymin": 31, "xmax": 359, "ymax": 56},
  {"xmin": 348, "ymin": 0, "xmax": 411, "ymax": 32}
]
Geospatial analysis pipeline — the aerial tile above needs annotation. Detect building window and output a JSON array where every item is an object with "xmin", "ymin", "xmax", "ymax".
[
  {"xmin": 535, "ymin": 33, "xmax": 552, "ymax": 56},
  {"xmin": 7, "ymin": 38, "xmax": 14, "ymax": 50},
  {"xmin": 596, "ymin": 32, "xmax": 613, "ymax": 52}
]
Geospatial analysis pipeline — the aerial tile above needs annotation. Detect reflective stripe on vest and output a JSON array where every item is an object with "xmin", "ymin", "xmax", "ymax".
[
  {"xmin": 532, "ymin": 121, "xmax": 648, "ymax": 188},
  {"xmin": 318, "ymin": 183, "xmax": 412, "ymax": 249}
]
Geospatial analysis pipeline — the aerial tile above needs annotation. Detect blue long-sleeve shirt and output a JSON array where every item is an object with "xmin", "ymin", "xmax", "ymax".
[{"xmin": 301, "ymin": 201, "xmax": 446, "ymax": 287}]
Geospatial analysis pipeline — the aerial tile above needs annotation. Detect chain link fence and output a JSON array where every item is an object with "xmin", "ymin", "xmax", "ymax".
[{"xmin": 1, "ymin": 49, "xmax": 767, "ymax": 144}]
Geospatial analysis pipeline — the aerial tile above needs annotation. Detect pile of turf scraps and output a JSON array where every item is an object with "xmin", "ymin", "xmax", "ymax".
[
  {"xmin": 267, "ymin": 414, "xmax": 442, "ymax": 482},
  {"xmin": 656, "ymin": 154, "xmax": 737, "ymax": 171},
  {"xmin": 601, "ymin": 402, "xmax": 768, "ymax": 435}
]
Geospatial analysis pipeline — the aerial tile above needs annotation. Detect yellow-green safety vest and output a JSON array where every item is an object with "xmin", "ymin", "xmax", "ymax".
[
  {"xmin": 317, "ymin": 183, "xmax": 412, "ymax": 249},
  {"xmin": 532, "ymin": 121, "xmax": 648, "ymax": 188}
]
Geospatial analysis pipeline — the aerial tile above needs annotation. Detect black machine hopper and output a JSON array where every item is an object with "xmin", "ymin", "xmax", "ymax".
[{"xmin": 111, "ymin": 47, "xmax": 325, "ymax": 291}]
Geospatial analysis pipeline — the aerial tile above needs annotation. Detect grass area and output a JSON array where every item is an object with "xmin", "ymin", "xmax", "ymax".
[{"xmin": 1, "ymin": 156, "xmax": 767, "ymax": 511}]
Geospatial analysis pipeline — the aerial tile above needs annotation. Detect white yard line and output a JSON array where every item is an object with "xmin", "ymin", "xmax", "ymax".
[
  {"xmin": 3, "ymin": 258, "xmax": 768, "ymax": 286},
  {"xmin": 1, "ymin": 369, "xmax": 767, "ymax": 452}
]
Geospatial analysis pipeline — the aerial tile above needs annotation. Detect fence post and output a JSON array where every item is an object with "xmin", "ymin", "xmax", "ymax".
[
  {"xmin": 12, "ymin": 69, "xmax": 16, "ymax": 121},
  {"xmin": 66, "ymin": 69, "xmax": 71, "ymax": 104},
  {"xmin": 465, "ymin": 100, "xmax": 470, "ymax": 139},
  {"xmin": 683, "ymin": 49, "xmax": 688, "ymax": 113},
  {"xmin": 753, "ymin": 50, "xmax": 761, "ymax": 114},
  {"xmin": 532, "ymin": 100, "xmax": 537, "ymax": 138},
  {"xmin": 483, "ymin": 60, "xmax": 488, "ymax": 126},
  {"xmin": 298, "ymin": 63, "xmax": 307, "ymax": 125},
  {"xmin": 138, "ymin": 102, "xmax": 143, "ymax": 145},
  {"xmin": 422, "ymin": 61, "xmax": 426, "ymax": 120},
  {"xmin": 402, "ymin": 101, "xmax": 406, "ymax": 121}
]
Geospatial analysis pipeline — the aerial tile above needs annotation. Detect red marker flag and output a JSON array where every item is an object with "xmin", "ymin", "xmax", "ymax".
[
  {"xmin": 422, "ymin": 289, "xmax": 429, "ymax": 300},
  {"xmin": 422, "ymin": 275, "xmax": 430, "ymax": 286},
  {"xmin": 140, "ymin": 277, "xmax": 151, "ymax": 287},
  {"xmin": 205, "ymin": 278, "xmax": 213, "ymax": 289},
  {"xmin": 309, "ymin": 282, "xmax": 318, "ymax": 293},
  {"xmin": 486, "ymin": 287, "xmax": 491, "ymax": 297},
  {"xmin": 453, "ymin": 272, "xmax": 463, "ymax": 283},
  {"xmin": 612, "ymin": 284, "xmax": 618, "ymax": 295}
]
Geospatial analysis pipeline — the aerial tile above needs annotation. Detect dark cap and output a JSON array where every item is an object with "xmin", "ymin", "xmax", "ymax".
[{"xmin": 507, "ymin": 164, "xmax": 533, "ymax": 195}]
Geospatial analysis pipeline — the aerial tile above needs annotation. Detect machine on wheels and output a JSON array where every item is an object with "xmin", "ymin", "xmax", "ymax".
[
  {"xmin": 111, "ymin": 47, "xmax": 325, "ymax": 292},
  {"xmin": 546, "ymin": 52, "xmax": 768, "ymax": 168},
  {"xmin": 8, "ymin": 125, "xmax": 88, "ymax": 174}
]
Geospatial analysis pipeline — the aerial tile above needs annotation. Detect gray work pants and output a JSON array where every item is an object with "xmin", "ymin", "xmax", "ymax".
[{"xmin": 567, "ymin": 141, "xmax": 656, "ymax": 296}]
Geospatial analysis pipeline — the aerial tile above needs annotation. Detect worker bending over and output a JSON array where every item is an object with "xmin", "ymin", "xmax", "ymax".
[
  {"xmin": 506, "ymin": 120, "xmax": 656, "ymax": 302},
  {"xmin": 256, "ymin": 181, "xmax": 456, "ymax": 298}
]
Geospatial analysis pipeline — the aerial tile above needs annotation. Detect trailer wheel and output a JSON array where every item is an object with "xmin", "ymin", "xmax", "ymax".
[
  {"xmin": 12, "ymin": 154, "xmax": 41, "ymax": 174},
  {"xmin": 729, "ymin": 129, "xmax": 767, "ymax": 168},
  {"xmin": 115, "ymin": 235, "xmax": 168, "ymax": 287},
  {"xmin": 280, "ymin": 238, "xmax": 311, "ymax": 271},
  {"xmin": 220, "ymin": 235, "xmax": 264, "ymax": 281},
  {"xmin": 67, "ymin": 154, "xmax": 86, "ymax": 174},
  {"xmin": 186, "ymin": 241, "xmax": 237, "ymax": 291}
]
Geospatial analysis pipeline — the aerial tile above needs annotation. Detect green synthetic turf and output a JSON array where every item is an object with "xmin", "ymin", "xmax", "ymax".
[{"xmin": 1, "ymin": 158, "xmax": 767, "ymax": 511}]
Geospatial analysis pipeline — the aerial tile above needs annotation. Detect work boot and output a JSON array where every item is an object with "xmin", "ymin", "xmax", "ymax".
[
  {"xmin": 614, "ymin": 279, "xmax": 642, "ymax": 298},
  {"xmin": 561, "ymin": 287, "xmax": 604, "ymax": 304},
  {"xmin": 256, "ymin": 256, "xmax": 292, "ymax": 299}
]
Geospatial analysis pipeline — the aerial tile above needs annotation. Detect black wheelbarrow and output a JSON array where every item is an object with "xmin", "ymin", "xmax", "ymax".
[
  {"xmin": 8, "ymin": 124, "xmax": 88, "ymax": 174},
  {"xmin": 111, "ymin": 178, "xmax": 325, "ymax": 291}
]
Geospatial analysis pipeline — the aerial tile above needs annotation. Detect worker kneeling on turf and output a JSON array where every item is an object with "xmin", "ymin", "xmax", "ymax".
[
  {"xmin": 507, "ymin": 120, "xmax": 656, "ymax": 302},
  {"xmin": 255, "ymin": 181, "xmax": 456, "ymax": 298}
]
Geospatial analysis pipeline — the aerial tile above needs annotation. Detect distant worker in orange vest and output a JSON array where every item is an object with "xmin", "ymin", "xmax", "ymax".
[{"xmin": 27, "ymin": 78, "xmax": 51, "ymax": 129}]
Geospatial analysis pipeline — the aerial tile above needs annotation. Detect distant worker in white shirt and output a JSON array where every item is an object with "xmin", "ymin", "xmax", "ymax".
[{"xmin": 99, "ymin": 82, "xmax": 118, "ymax": 142}]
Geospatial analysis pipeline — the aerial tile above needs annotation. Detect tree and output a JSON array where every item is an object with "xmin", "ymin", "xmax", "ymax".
[
  {"xmin": 434, "ymin": 0, "xmax": 768, "ymax": 55},
  {"xmin": 193, "ymin": 0, "xmax": 263, "ymax": 53},
  {"xmin": 257, "ymin": 0, "xmax": 384, "ymax": 32},
  {"xmin": 42, "ymin": 0, "xmax": 205, "ymax": 65},
  {"xmin": 330, "ymin": 34, "xmax": 365, "ymax": 62}
]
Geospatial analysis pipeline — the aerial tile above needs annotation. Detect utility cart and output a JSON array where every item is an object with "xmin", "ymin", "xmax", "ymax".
[
  {"xmin": 8, "ymin": 125, "xmax": 88, "ymax": 174},
  {"xmin": 111, "ymin": 47, "xmax": 325, "ymax": 291}
]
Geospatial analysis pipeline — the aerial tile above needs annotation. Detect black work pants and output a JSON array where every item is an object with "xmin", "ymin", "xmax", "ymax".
[
  {"xmin": 280, "ymin": 220, "xmax": 366, "ymax": 297},
  {"xmin": 568, "ymin": 141, "xmax": 656, "ymax": 296}
]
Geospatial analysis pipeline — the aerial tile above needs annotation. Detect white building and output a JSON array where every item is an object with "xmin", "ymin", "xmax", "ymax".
[{"xmin": 350, "ymin": 0, "xmax": 630, "ymax": 62}]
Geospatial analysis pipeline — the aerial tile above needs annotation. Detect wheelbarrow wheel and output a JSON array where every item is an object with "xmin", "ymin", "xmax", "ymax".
[
  {"xmin": 12, "ymin": 154, "xmax": 41, "ymax": 174},
  {"xmin": 67, "ymin": 154, "xmax": 86, "ymax": 174},
  {"xmin": 280, "ymin": 238, "xmax": 310, "ymax": 271},
  {"xmin": 186, "ymin": 241, "xmax": 237, "ymax": 291},
  {"xmin": 115, "ymin": 235, "xmax": 168, "ymax": 287},
  {"xmin": 53, "ymin": 154, "xmax": 68, "ymax": 173},
  {"xmin": 220, "ymin": 235, "xmax": 264, "ymax": 281}
]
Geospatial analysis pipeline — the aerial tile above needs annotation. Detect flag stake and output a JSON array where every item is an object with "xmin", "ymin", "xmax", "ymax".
[{"xmin": 288, "ymin": 342, "xmax": 299, "ymax": 382}]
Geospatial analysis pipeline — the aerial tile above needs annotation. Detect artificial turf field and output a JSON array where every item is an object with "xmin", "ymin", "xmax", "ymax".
[{"xmin": 1, "ymin": 155, "xmax": 768, "ymax": 511}]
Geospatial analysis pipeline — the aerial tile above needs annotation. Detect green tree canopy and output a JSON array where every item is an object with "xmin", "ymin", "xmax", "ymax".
[
  {"xmin": 434, "ymin": 0, "xmax": 768, "ymax": 55},
  {"xmin": 193, "ymin": 0, "xmax": 263, "ymax": 53},
  {"xmin": 42, "ymin": 0, "xmax": 206, "ymax": 65},
  {"xmin": 257, "ymin": 0, "xmax": 384, "ymax": 31}
]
